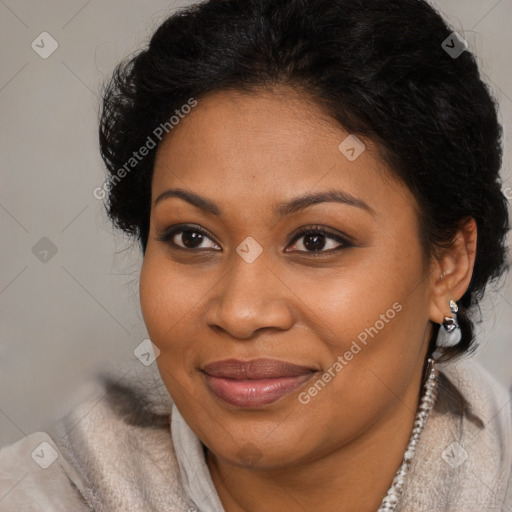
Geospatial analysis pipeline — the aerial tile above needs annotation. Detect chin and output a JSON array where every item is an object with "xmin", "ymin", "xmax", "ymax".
[{"xmin": 207, "ymin": 432, "xmax": 310, "ymax": 471}]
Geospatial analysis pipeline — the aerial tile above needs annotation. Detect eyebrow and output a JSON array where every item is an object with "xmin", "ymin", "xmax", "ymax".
[{"xmin": 154, "ymin": 187, "xmax": 374, "ymax": 217}]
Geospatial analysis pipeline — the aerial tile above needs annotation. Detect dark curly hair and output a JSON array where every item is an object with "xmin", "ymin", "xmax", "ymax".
[{"xmin": 98, "ymin": 0, "xmax": 509, "ymax": 362}]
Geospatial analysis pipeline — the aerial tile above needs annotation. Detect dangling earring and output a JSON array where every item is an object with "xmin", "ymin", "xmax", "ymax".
[{"xmin": 437, "ymin": 299, "xmax": 461, "ymax": 347}]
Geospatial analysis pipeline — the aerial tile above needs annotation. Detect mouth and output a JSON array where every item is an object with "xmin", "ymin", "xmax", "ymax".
[{"xmin": 201, "ymin": 358, "xmax": 317, "ymax": 408}]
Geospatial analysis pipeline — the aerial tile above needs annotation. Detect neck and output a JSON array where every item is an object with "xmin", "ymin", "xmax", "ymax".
[{"xmin": 206, "ymin": 364, "xmax": 426, "ymax": 512}]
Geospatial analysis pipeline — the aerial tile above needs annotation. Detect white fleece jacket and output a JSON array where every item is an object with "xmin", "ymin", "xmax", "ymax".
[{"xmin": 0, "ymin": 357, "xmax": 511, "ymax": 512}]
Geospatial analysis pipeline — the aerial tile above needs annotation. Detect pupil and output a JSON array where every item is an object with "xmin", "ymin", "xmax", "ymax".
[
  {"xmin": 304, "ymin": 233, "xmax": 325, "ymax": 251},
  {"xmin": 182, "ymin": 230, "xmax": 203, "ymax": 248}
]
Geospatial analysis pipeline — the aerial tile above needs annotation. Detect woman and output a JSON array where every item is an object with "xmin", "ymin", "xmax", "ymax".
[{"xmin": 1, "ymin": 0, "xmax": 511, "ymax": 510}]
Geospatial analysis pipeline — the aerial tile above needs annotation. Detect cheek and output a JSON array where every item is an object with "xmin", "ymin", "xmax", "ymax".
[
  {"xmin": 139, "ymin": 256, "xmax": 169, "ymax": 342},
  {"xmin": 139, "ymin": 255, "xmax": 193, "ymax": 352},
  {"xmin": 289, "ymin": 237, "xmax": 429, "ymax": 402},
  {"xmin": 139, "ymin": 255, "xmax": 200, "ymax": 406},
  {"xmin": 280, "ymin": 234, "xmax": 426, "ymax": 351},
  {"xmin": 139, "ymin": 252, "xmax": 216, "ymax": 372}
]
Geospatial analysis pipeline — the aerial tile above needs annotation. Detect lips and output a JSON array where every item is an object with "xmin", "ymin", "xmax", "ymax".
[{"xmin": 201, "ymin": 358, "xmax": 316, "ymax": 407}]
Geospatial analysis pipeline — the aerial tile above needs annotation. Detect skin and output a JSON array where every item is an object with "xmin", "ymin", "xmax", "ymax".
[{"xmin": 139, "ymin": 85, "xmax": 477, "ymax": 512}]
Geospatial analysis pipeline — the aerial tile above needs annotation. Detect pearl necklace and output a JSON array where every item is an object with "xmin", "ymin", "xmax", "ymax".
[{"xmin": 377, "ymin": 358, "xmax": 439, "ymax": 512}]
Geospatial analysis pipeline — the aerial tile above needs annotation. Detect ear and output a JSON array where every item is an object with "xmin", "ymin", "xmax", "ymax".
[{"xmin": 429, "ymin": 217, "xmax": 477, "ymax": 324}]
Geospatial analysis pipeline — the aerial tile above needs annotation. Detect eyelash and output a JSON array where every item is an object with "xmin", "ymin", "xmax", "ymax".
[{"xmin": 156, "ymin": 223, "xmax": 353, "ymax": 255}]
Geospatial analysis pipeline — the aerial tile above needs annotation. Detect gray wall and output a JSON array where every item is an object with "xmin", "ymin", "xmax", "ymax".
[{"xmin": 1, "ymin": 0, "xmax": 511, "ymax": 448}]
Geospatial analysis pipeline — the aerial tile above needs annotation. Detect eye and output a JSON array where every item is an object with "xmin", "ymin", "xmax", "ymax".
[
  {"xmin": 156, "ymin": 223, "xmax": 352, "ymax": 254},
  {"xmin": 285, "ymin": 225, "xmax": 352, "ymax": 254},
  {"xmin": 156, "ymin": 224, "xmax": 221, "ymax": 251}
]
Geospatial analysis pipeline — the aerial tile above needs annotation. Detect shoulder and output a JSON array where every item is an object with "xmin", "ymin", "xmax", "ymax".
[
  {"xmin": 399, "ymin": 357, "xmax": 512, "ymax": 511},
  {"xmin": 437, "ymin": 356, "xmax": 512, "ymax": 429},
  {"xmin": 438, "ymin": 357, "xmax": 512, "ymax": 509},
  {"xmin": 0, "ymin": 431, "xmax": 92, "ymax": 511},
  {"xmin": 51, "ymin": 368, "xmax": 193, "ymax": 511},
  {"xmin": 436, "ymin": 356, "xmax": 512, "ymax": 465},
  {"xmin": 1, "ymin": 368, "xmax": 193, "ymax": 512}
]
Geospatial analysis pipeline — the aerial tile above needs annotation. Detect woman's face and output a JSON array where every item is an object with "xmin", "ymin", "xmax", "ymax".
[{"xmin": 140, "ymin": 86, "xmax": 435, "ymax": 469}]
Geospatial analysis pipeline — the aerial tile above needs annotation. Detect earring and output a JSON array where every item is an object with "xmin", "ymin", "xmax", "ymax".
[{"xmin": 437, "ymin": 299, "xmax": 461, "ymax": 347}]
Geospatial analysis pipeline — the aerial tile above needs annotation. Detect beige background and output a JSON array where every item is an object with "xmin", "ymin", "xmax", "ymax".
[{"xmin": 1, "ymin": 0, "xmax": 511, "ymax": 449}]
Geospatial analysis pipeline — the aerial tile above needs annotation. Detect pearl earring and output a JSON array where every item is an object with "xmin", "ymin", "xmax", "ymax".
[{"xmin": 437, "ymin": 299, "xmax": 461, "ymax": 347}]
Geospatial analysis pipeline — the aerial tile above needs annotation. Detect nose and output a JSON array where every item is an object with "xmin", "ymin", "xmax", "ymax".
[{"xmin": 203, "ymin": 251, "xmax": 295, "ymax": 339}]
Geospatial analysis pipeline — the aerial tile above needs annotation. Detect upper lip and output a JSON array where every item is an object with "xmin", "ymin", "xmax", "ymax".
[{"xmin": 202, "ymin": 358, "xmax": 315, "ymax": 379}]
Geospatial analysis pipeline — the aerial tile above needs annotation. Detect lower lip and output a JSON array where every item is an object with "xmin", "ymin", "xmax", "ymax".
[{"xmin": 203, "ymin": 373, "xmax": 314, "ymax": 408}]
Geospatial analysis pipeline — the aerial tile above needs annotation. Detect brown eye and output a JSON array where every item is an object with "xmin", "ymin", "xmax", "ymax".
[
  {"xmin": 286, "ymin": 227, "xmax": 352, "ymax": 254},
  {"xmin": 156, "ymin": 224, "xmax": 221, "ymax": 251}
]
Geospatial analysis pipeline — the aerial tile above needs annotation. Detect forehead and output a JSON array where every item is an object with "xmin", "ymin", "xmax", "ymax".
[
  {"xmin": 154, "ymin": 85, "xmax": 346, "ymax": 173},
  {"xmin": 151, "ymin": 86, "xmax": 414, "ymax": 220}
]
